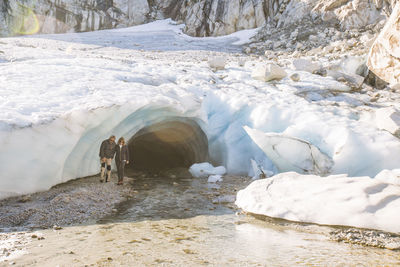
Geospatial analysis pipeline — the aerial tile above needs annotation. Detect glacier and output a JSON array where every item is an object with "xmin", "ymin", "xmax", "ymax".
[{"xmin": 1, "ymin": 19, "xmax": 400, "ymax": 200}]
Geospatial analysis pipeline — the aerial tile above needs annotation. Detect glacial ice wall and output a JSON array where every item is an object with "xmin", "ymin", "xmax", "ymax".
[
  {"xmin": 3, "ymin": 84, "xmax": 400, "ymax": 199},
  {"xmin": 0, "ymin": 99, "xmax": 273, "ymax": 199},
  {"xmin": 1, "ymin": 20, "xmax": 400, "ymax": 199}
]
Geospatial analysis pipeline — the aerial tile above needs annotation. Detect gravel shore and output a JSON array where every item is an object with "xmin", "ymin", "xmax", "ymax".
[{"xmin": 0, "ymin": 174, "xmax": 134, "ymax": 231}]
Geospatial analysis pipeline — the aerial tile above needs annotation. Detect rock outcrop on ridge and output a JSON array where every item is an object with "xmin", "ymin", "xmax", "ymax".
[
  {"xmin": 0, "ymin": 0, "xmax": 274, "ymax": 37},
  {"xmin": 0, "ymin": 0, "xmax": 397, "ymax": 38}
]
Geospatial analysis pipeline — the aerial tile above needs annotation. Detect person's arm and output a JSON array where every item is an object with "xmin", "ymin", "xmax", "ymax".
[
  {"xmin": 126, "ymin": 146, "xmax": 130, "ymax": 164},
  {"xmin": 112, "ymin": 144, "xmax": 117, "ymax": 159},
  {"xmin": 99, "ymin": 141, "xmax": 104, "ymax": 158}
]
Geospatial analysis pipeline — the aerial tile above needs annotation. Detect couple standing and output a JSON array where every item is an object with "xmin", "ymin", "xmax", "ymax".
[{"xmin": 99, "ymin": 135, "xmax": 129, "ymax": 185}]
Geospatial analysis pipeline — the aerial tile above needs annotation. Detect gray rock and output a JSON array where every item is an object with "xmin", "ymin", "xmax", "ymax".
[
  {"xmin": 53, "ymin": 225, "xmax": 63, "ymax": 230},
  {"xmin": 290, "ymin": 73, "xmax": 300, "ymax": 82}
]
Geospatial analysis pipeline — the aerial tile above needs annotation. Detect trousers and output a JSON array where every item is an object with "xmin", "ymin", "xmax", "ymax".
[{"xmin": 116, "ymin": 160, "xmax": 126, "ymax": 182}]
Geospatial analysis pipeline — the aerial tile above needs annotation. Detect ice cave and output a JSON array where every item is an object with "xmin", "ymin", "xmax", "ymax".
[{"xmin": 128, "ymin": 119, "xmax": 209, "ymax": 171}]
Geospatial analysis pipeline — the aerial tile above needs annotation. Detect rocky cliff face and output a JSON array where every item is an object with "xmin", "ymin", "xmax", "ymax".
[
  {"xmin": 173, "ymin": 0, "xmax": 272, "ymax": 37},
  {"xmin": 368, "ymin": 2, "xmax": 400, "ymax": 87},
  {"xmin": 0, "ymin": 0, "xmax": 397, "ymax": 38},
  {"xmin": 0, "ymin": 0, "xmax": 153, "ymax": 36},
  {"xmin": 0, "ymin": 0, "xmax": 277, "ymax": 37}
]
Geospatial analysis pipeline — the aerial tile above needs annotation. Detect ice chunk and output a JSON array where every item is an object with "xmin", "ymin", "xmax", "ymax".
[
  {"xmin": 292, "ymin": 58, "xmax": 321, "ymax": 73},
  {"xmin": 189, "ymin": 163, "xmax": 227, "ymax": 178},
  {"xmin": 251, "ymin": 63, "xmax": 287, "ymax": 82},
  {"xmin": 326, "ymin": 70, "xmax": 364, "ymax": 89},
  {"xmin": 236, "ymin": 171, "xmax": 400, "ymax": 233},
  {"xmin": 339, "ymin": 56, "xmax": 366, "ymax": 76},
  {"xmin": 250, "ymin": 159, "xmax": 272, "ymax": 179},
  {"xmin": 244, "ymin": 126, "xmax": 333, "ymax": 175},
  {"xmin": 375, "ymin": 107, "xmax": 400, "ymax": 137},
  {"xmin": 208, "ymin": 57, "xmax": 227, "ymax": 70},
  {"xmin": 208, "ymin": 175, "xmax": 223, "ymax": 183}
]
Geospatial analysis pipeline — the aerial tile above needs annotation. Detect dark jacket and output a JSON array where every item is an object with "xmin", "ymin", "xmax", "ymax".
[
  {"xmin": 115, "ymin": 145, "xmax": 129, "ymax": 162},
  {"xmin": 99, "ymin": 139, "xmax": 116, "ymax": 159}
]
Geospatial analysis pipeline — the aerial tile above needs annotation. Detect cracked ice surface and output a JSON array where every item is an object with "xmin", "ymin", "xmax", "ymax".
[{"xmin": 0, "ymin": 19, "xmax": 400, "ymax": 198}]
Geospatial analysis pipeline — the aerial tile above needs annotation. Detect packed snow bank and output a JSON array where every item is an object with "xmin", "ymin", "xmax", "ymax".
[
  {"xmin": 189, "ymin": 163, "xmax": 226, "ymax": 178},
  {"xmin": 236, "ymin": 171, "xmax": 400, "ymax": 233}
]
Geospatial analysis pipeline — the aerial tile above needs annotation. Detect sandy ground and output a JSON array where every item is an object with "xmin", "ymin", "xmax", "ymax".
[{"xmin": 10, "ymin": 215, "xmax": 400, "ymax": 267}]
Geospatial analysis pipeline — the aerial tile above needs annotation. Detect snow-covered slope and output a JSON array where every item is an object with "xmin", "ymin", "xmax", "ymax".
[
  {"xmin": 1, "ymin": 20, "xmax": 400, "ymax": 199},
  {"xmin": 236, "ymin": 171, "xmax": 400, "ymax": 233}
]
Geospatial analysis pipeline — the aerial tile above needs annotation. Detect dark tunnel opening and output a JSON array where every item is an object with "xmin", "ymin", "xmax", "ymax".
[{"xmin": 128, "ymin": 120, "xmax": 209, "ymax": 171}]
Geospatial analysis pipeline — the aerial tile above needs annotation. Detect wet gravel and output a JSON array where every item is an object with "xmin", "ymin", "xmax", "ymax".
[{"xmin": 0, "ymin": 174, "xmax": 134, "ymax": 231}]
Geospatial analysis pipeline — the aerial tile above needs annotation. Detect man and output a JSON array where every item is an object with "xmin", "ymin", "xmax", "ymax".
[{"xmin": 99, "ymin": 135, "xmax": 117, "ymax": 182}]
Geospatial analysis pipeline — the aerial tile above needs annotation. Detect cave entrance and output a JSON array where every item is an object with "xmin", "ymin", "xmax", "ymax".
[{"xmin": 128, "ymin": 120, "xmax": 209, "ymax": 171}]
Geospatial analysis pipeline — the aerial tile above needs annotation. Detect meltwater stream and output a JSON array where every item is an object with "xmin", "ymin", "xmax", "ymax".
[
  {"xmin": 89, "ymin": 170, "xmax": 400, "ymax": 266},
  {"xmin": 9, "ymin": 170, "xmax": 400, "ymax": 266}
]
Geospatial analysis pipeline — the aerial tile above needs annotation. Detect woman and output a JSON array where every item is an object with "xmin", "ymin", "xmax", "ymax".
[{"xmin": 115, "ymin": 137, "xmax": 129, "ymax": 185}]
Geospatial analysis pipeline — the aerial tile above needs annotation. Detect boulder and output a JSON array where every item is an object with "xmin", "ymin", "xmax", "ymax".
[
  {"xmin": 292, "ymin": 58, "xmax": 321, "ymax": 74},
  {"xmin": 290, "ymin": 73, "xmax": 300, "ymax": 82},
  {"xmin": 375, "ymin": 107, "xmax": 400, "ymax": 137},
  {"xmin": 367, "ymin": 2, "xmax": 400, "ymax": 86},
  {"xmin": 252, "ymin": 63, "xmax": 287, "ymax": 82}
]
